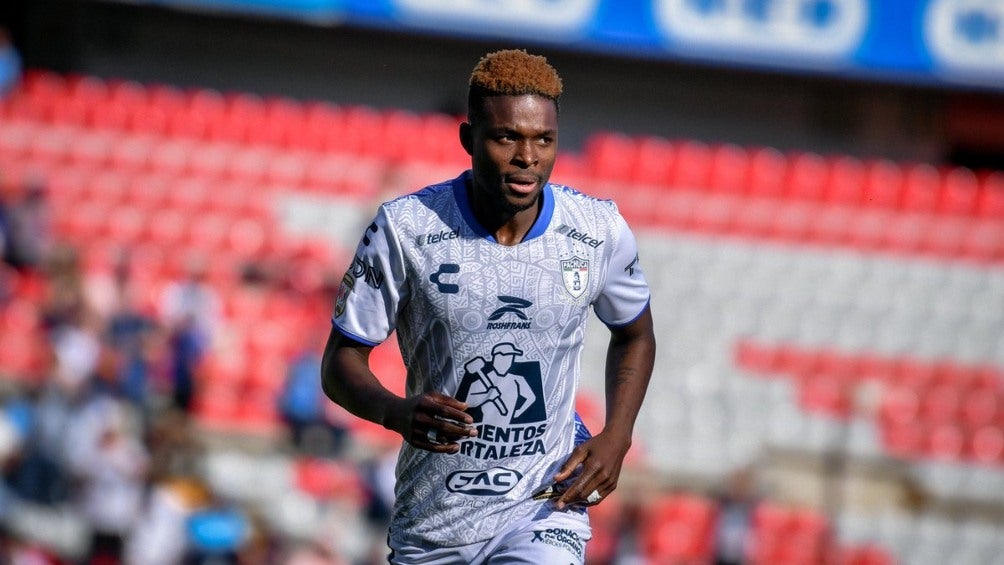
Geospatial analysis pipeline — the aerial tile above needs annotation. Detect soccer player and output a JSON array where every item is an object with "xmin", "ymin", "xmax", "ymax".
[{"xmin": 321, "ymin": 49, "xmax": 656, "ymax": 564}]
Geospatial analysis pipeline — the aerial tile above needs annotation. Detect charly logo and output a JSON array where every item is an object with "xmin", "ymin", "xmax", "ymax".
[
  {"xmin": 555, "ymin": 224, "xmax": 604, "ymax": 248},
  {"xmin": 561, "ymin": 257, "xmax": 589, "ymax": 299},
  {"xmin": 445, "ymin": 467, "xmax": 523, "ymax": 496},
  {"xmin": 430, "ymin": 263, "xmax": 460, "ymax": 294},
  {"xmin": 487, "ymin": 296, "xmax": 532, "ymax": 329}
]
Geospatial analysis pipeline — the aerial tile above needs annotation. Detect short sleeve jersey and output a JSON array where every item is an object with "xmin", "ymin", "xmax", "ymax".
[{"xmin": 332, "ymin": 171, "xmax": 650, "ymax": 547}]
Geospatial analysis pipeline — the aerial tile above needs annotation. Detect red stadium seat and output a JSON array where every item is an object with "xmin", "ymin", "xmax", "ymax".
[
  {"xmin": 837, "ymin": 544, "xmax": 897, "ymax": 565},
  {"xmin": 977, "ymin": 171, "xmax": 1004, "ymax": 219},
  {"xmin": 938, "ymin": 167, "xmax": 979, "ymax": 215},
  {"xmin": 640, "ymin": 493, "xmax": 718, "ymax": 564},
  {"xmin": 807, "ymin": 205, "xmax": 855, "ymax": 247},
  {"xmin": 747, "ymin": 146, "xmax": 787, "ymax": 199},
  {"xmin": 827, "ymin": 154, "xmax": 867, "ymax": 205},
  {"xmin": 900, "ymin": 163, "xmax": 941, "ymax": 213},
  {"xmin": 671, "ymin": 140, "xmax": 712, "ymax": 190},
  {"xmin": 861, "ymin": 159, "xmax": 903, "ymax": 209},
  {"xmin": 632, "ymin": 135, "xmax": 675, "ymax": 186},
  {"xmin": 926, "ymin": 422, "xmax": 965, "ymax": 461},
  {"xmin": 797, "ymin": 371, "xmax": 853, "ymax": 418},
  {"xmin": 786, "ymin": 151, "xmax": 828, "ymax": 202},
  {"xmin": 708, "ymin": 143, "xmax": 750, "ymax": 195},
  {"xmin": 959, "ymin": 220, "xmax": 1004, "ymax": 263},
  {"xmin": 584, "ymin": 131, "xmax": 636, "ymax": 182},
  {"xmin": 970, "ymin": 426, "xmax": 1004, "ymax": 465},
  {"xmin": 882, "ymin": 213, "xmax": 932, "ymax": 255},
  {"xmin": 66, "ymin": 74, "xmax": 109, "ymax": 107}
]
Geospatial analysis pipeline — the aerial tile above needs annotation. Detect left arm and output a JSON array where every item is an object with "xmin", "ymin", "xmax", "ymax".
[{"xmin": 553, "ymin": 305, "xmax": 656, "ymax": 509}]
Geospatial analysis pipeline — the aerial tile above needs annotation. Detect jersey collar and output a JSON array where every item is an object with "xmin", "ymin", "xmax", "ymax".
[{"xmin": 452, "ymin": 170, "xmax": 555, "ymax": 244}]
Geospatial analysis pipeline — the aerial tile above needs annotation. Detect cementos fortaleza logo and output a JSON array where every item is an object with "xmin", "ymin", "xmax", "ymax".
[
  {"xmin": 654, "ymin": 0, "xmax": 867, "ymax": 61},
  {"xmin": 926, "ymin": 0, "xmax": 1004, "ymax": 78},
  {"xmin": 392, "ymin": 0, "xmax": 600, "ymax": 38}
]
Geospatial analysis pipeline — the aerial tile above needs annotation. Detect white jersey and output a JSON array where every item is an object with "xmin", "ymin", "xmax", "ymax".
[{"xmin": 332, "ymin": 170, "xmax": 650, "ymax": 547}]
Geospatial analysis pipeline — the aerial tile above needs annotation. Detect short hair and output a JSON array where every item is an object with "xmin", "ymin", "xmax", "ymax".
[{"xmin": 468, "ymin": 49, "xmax": 563, "ymax": 120}]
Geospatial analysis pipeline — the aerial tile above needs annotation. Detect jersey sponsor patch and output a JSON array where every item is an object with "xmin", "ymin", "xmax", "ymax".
[
  {"xmin": 334, "ymin": 273, "xmax": 355, "ymax": 317},
  {"xmin": 531, "ymin": 528, "xmax": 585, "ymax": 560},
  {"xmin": 561, "ymin": 257, "xmax": 589, "ymax": 299},
  {"xmin": 445, "ymin": 467, "xmax": 523, "ymax": 496}
]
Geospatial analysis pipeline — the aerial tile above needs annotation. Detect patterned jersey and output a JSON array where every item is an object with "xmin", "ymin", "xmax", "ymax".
[{"xmin": 332, "ymin": 170, "xmax": 650, "ymax": 547}]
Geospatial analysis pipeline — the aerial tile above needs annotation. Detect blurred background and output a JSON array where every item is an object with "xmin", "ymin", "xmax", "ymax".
[{"xmin": 0, "ymin": 0, "xmax": 1003, "ymax": 563}]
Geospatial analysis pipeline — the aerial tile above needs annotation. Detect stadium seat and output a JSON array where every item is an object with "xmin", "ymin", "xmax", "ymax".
[
  {"xmin": 708, "ymin": 143, "xmax": 750, "ymax": 195},
  {"xmin": 747, "ymin": 147, "xmax": 788, "ymax": 199},
  {"xmin": 938, "ymin": 167, "xmax": 980, "ymax": 216},
  {"xmin": 671, "ymin": 140, "xmax": 713, "ymax": 191},
  {"xmin": 969, "ymin": 426, "xmax": 1004, "ymax": 466},
  {"xmin": 631, "ymin": 135, "xmax": 675, "ymax": 187},
  {"xmin": 861, "ymin": 160, "xmax": 903, "ymax": 209},
  {"xmin": 584, "ymin": 131, "xmax": 636, "ymax": 182},
  {"xmin": 786, "ymin": 151, "xmax": 828, "ymax": 202},
  {"xmin": 926, "ymin": 423, "xmax": 966, "ymax": 461},
  {"xmin": 824, "ymin": 156, "xmax": 866, "ymax": 205},
  {"xmin": 900, "ymin": 163, "xmax": 941, "ymax": 213},
  {"xmin": 640, "ymin": 493, "xmax": 718, "ymax": 564},
  {"xmin": 977, "ymin": 171, "xmax": 1004, "ymax": 219}
]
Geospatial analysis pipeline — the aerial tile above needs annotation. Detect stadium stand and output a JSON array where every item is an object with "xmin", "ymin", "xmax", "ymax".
[{"xmin": 2, "ymin": 68, "xmax": 1003, "ymax": 564}]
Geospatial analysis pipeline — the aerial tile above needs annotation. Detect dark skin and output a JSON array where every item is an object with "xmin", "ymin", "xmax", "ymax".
[{"xmin": 321, "ymin": 92, "xmax": 656, "ymax": 510}]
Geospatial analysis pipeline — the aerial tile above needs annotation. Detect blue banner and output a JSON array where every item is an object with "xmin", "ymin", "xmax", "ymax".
[{"xmin": 129, "ymin": 0, "xmax": 1004, "ymax": 91}]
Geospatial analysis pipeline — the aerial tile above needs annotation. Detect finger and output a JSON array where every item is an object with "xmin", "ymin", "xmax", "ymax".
[
  {"xmin": 427, "ymin": 394, "xmax": 475, "ymax": 425},
  {"xmin": 557, "ymin": 469, "xmax": 598, "ymax": 509},
  {"xmin": 414, "ymin": 428, "xmax": 463, "ymax": 454},
  {"xmin": 438, "ymin": 420, "xmax": 478, "ymax": 441},
  {"xmin": 553, "ymin": 447, "xmax": 587, "ymax": 482}
]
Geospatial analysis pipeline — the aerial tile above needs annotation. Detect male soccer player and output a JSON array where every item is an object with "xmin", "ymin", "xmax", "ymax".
[{"xmin": 322, "ymin": 49, "xmax": 655, "ymax": 564}]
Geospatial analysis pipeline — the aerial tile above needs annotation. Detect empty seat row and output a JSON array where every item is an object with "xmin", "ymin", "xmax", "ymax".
[
  {"xmin": 2, "ymin": 70, "xmax": 468, "ymax": 163},
  {"xmin": 583, "ymin": 132, "xmax": 1004, "ymax": 219}
]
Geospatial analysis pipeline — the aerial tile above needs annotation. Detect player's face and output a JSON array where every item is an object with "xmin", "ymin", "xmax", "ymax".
[{"xmin": 463, "ymin": 94, "xmax": 558, "ymax": 216}]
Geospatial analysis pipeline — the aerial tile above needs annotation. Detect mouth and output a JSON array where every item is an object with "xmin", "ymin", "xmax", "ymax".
[{"xmin": 504, "ymin": 174, "xmax": 539, "ymax": 196}]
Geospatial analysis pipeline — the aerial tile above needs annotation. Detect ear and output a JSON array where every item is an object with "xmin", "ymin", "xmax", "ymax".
[{"xmin": 459, "ymin": 121, "xmax": 473, "ymax": 156}]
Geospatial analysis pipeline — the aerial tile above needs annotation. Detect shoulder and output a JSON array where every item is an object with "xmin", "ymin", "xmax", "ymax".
[
  {"xmin": 380, "ymin": 177, "xmax": 457, "ymax": 218},
  {"xmin": 549, "ymin": 182, "xmax": 625, "ymax": 232},
  {"xmin": 550, "ymin": 182, "xmax": 620, "ymax": 215}
]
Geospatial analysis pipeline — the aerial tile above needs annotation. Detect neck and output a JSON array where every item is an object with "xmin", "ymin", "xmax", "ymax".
[{"xmin": 467, "ymin": 181, "xmax": 541, "ymax": 246}]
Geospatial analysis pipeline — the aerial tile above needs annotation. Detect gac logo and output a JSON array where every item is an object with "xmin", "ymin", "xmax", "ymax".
[{"xmin": 446, "ymin": 467, "xmax": 523, "ymax": 496}]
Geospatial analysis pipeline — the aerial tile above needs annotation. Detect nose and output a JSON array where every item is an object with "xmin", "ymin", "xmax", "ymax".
[{"xmin": 513, "ymin": 141, "xmax": 538, "ymax": 167}]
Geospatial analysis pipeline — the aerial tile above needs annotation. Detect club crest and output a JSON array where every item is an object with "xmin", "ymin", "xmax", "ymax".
[{"xmin": 561, "ymin": 256, "xmax": 589, "ymax": 299}]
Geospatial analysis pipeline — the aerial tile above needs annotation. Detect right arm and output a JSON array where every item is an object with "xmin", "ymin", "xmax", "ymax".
[{"xmin": 321, "ymin": 328, "xmax": 477, "ymax": 453}]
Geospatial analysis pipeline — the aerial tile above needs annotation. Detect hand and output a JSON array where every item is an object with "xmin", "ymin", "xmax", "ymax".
[
  {"xmin": 385, "ymin": 392, "xmax": 478, "ymax": 453},
  {"xmin": 552, "ymin": 431, "xmax": 631, "ymax": 510}
]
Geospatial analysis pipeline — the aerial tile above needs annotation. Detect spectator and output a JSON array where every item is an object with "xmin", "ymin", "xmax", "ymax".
[
  {"xmin": 71, "ymin": 397, "xmax": 149, "ymax": 564},
  {"xmin": 124, "ymin": 476, "xmax": 212, "ymax": 565},
  {"xmin": 0, "ymin": 26, "xmax": 20, "ymax": 97},
  {"xmin": 1, "ymin": 178, "xmax": 52, "ymax": 273},
  {"xmin": 159, "ymin": 255, "xmax": 220, "ymax": 412},
  {"xmin": 279, "ymin": 339, "xmax": 349, "ymax": 458},
  {"xmin": 712, "ymin": 467, "xmax": 760, "ymax": 565}
]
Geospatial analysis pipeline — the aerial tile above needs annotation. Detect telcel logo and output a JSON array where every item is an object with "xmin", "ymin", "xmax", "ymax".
[
  {"xmin": 446, "ymin": 467, "xmax": 523, "ymax": 496},
  {"xmin": 654, "ymin": 0, "xmax": 867, "ymax": 59},
  {"xmin": 556, "ymin": 224, "xmax": 604, "ymax": 248}
]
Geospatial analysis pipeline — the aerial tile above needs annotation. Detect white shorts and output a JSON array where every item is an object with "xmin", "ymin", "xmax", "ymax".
[{"xmin": 388, "ymin": 508, "xmax": 591, "ymax": 565}]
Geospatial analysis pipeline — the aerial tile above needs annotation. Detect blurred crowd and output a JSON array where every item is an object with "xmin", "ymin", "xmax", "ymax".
[{"xmin": 0, "ymin": 166, "xmax": 410, "ymax": 564}]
